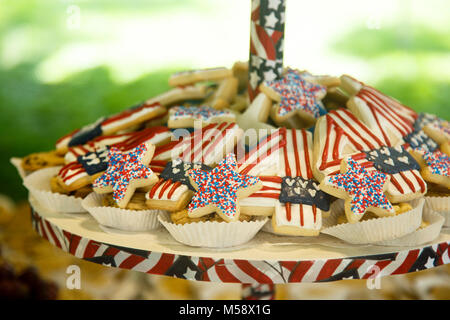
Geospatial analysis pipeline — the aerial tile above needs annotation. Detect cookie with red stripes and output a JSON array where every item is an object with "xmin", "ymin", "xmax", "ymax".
[
  {"xmin": 56, "ymin": 102, "xmax": 166, "ymax": 153},
  {"xmin": 260, "ymin": 68, "xmax": 327, "ymax": 126},
  {"xmin": 145, "ymin": 123, "xmax": 244, "ymax": 211},
  {"xmin": 56, "ymin": 127, "xmax": 172, "ymax": 192},
  {"xmin": 238, "ymin": 128, "xmax": 331, "ymax": 236},
  {"xmin": 342, "ymin": 75, "xmax": 418, "ymax": 147},
  {"xmin": 313, "ymin": 108, "xmax": 427, "ymax": 203}
]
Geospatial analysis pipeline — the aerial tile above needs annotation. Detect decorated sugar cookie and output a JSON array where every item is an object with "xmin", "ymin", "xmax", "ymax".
[
  {"xmin": 411, "ymin": 148, "xmax": 450, "ymax": 188},
  {"xmin": 145, "ymin": 160, "xmax": 212, "ymax": 212},
  {"xmin": 238, "ymin": 128, "xmax": 331, "ymax": 236},
  {"xmin": 93, "ymin": 142, "xmax": 158, "ymax": 208},
  {"xmin": 260, "ymin": 68, "xmax": 327, "ymax": 125},
  {"xmin": 152, "ymin": 122, "xmax": 243, "ymax": 166},
  {"xmin": 64, "ymin": 126, "xmax": 173, "ymax": 163},
  {"xmin": 168, "ymin": 67, "xmax": 233, "ymax": 87},
  {"xmin": 342, "ymin": 75, "xmax": 418, "ymax": 147},
  {"xmin": 313, "ymin": 109, "xmax": 426, "ymax": 203},
  {"xmin": 146, "ymin": 123, "xmax": 243, "ymax": 211},
  {"xmin": 187, "ymin": 153, "xmax": 262, "ymax": 222},
  {"xmin": 320, "ymin": 157, "xmax": 395, "ymax": 223},
  {"xmin": 57, "ymin": 127, "xmax": 172, "ymax": 191},
  {"xmin": 167, "ymin": 105, "xmax": 236, "ymax": 128},
  {"xmin": 56, "ymin": 102, "xmax": 167, "ymax": 152}
]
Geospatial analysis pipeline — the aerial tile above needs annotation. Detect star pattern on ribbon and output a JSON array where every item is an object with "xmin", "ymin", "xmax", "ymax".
[
  {"xmin": 266, "ymin": 68, "xmax": 327, "ymax": 119},
  {"xmin": 93, "ymin": 142, "xmax": 157, "ymax": 208},
  {"xmin": 326, "ymin": 157, "xmax": 394, "ymax": 216},
  {"xmin": 187, "ymin": 153, "xmax": 261, "ymax": 221}
]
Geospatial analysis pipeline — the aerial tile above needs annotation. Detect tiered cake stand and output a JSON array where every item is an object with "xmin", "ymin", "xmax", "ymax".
[
  {"xmin": 24, "ymin": 1, "xmax": 450, "ymax": 300},
  {"xmin": 29, "ymin": 196, "xmax": 450, "ymax": 300}
]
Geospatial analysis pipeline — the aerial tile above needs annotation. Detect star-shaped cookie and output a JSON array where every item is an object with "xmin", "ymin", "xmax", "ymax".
[
  {"xmin": 187, "ymin": 153, "xmax": 262, "ymax": 222},
  {"xmin": 320, "ymin": 157, "xmax": 395, "ymax": 223},
  {"xmin": 260, "ymin": 68, "xmax": 327, "ymax": 125},
  {"xmin": 412, "ymin": 148, "xmax": 450, "ymax": 188},
  {"xmin": 93, "ymin": 142, "xmax": 158, "ymax": 208}
]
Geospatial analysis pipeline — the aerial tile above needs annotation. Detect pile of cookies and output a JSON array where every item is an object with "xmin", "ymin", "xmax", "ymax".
[{"xmin": 16, "ymin": 62, "xmax": 449, "ymax": 248}]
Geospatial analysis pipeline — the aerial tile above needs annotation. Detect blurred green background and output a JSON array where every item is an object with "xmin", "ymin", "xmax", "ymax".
[{"xmin": 1, "ymin": 0, "xmax": 449, "ymax": 201}]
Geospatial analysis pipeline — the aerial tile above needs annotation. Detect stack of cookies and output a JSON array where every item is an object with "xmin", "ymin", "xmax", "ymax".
[{"xmin": 15, "ymin": 63, "xmax": 449, "ymax": 248}]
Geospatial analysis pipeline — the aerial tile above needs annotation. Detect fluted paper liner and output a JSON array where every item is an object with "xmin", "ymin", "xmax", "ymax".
[
  {"xmin": 158, "ymin": 212, "xmax": 268, "ymax": 248},
  {"xmin": 424, "ymin": 196, "xmax": 450, "ymax": 227},
  {"xmin": 23, "ymin": 166, "xmax": 85, "ymax": 213},
  {"xmin": 376, "ymin": 208, "xmax": 444, "ymax": 246},
  {"xmin": 82, "ymin": 192, "xmax": 164, "ymax": 231},
  {"xmin": 321, "ymin": 198, "xmax": 424, "ymax": 244}
]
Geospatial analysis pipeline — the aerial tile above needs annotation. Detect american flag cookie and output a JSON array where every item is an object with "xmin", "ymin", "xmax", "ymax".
[
  {"xmin": 238, "ymin": 128, "xmax": 331, "ymax": 236},
  {"xmin": 145, "ymin": 123, "xmax": 243, "ymax": 211},
  {"xmin": 313, "ymin": 108, "xmax": 426, "ymax": 205},
  {"xmin": 167, "ymin": 106, "xmax": 236, "ymax": 129},
  {"xmin": 64, "ymin": 126, "xmax": 173, "ymax": 163},
  {"xmin": 92, "ymin": 142, "xmax": 159, "ymax": 209},
  {"xmin": 56, "ymin": 126, "xmax": 172, "ymax": 192},
  {"xmin": 186, "ymin": 153, "xmax": 262, "ymax": 222},
  {"xmin": 259, "ymin": 68, "xmax": 327, "ymax": 126},
  {"xmin": 168, "ymin": 67, "xmax": 233, "ymax": 87},
  {"xmin": 55, "ymin": 101, "xmax": 166, "ymax": 153},
  {"xmin": 341, "ymin": 75, "xmax": 418, "ymax": 147}
]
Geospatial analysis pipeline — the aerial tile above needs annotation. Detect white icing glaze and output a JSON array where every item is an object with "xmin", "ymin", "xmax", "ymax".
[{"xmin": 275, "ymin": 203, "xmax": 322, "ymax": 230}]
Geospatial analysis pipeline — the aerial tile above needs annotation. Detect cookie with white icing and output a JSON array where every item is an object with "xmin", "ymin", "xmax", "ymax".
[
  {"xmin": 145, "ymin": 123, "xmax": 244, "ymax": 211},
  {"xmin": 260, "ymin": 68, "xmax": 327, "ymax": 126},
  {"xmin": 167, "ymin": 105, "xmax": 236, "ymax": 129},
  {"xmin": 56, "ymin": 102, "xmax": 167, "ymax": 153},
  {"xmin": 313, "ymin": 108, "xmax": 427, "ymax": 203},
  {"xmin": 238, "ymin": 128, "xmax": 331, "ymax": 236},
  {"xmin": 320, "ymin": 156, "xmax": 395, "ymax": 223},
  {"xmin": 342, "ymin": 75, "xmax": 418, "ymax": 148},
  {"xmin": 57, "ymin": 127, "xmax": 173, "ymax": 192}
]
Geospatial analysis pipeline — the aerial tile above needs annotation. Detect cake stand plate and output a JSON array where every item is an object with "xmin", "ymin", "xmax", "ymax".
[{"xmin": 29, "ymin": 196, "xmax": 450, "ymax": 300}]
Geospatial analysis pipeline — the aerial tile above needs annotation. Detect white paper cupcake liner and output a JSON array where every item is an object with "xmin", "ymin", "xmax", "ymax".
[
  {"xmin": 424, "ymin": 196, "xmax": 450, "ymax": 227},
  {"xmin": 321, "ymin": 198, "xmax": 424, "ymax": 244},
  {"xmin": 23, "ymin": 166, "xmax": 85, "ymax": 213},
  {"xmin": 82, "ymin": 192, "xmax": 165, "ymax": 232},
  {"xmin": 10, "ymin": 157, "xmax": 28, "ymax": 180},
  {"xmin": 158, "ymin": 212, "xmax": 268, "ymax": 248},
  {"xmin": 375, "ymin": 207, "xmax": 444, "ymax": 247}
]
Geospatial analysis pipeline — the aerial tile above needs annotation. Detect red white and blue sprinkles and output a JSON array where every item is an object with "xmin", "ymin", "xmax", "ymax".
[
  {"xmin": 421, "ymin": 149, "xmax": 450, "ymax": 177},
  {"xmin": 265, "ymin": 68, "xmax": 326, "ymax": 118},
  {"xmin": 170, "ymin": 105, "xmax": 234, "ymax": 122},
  {"xmin": 93, "ymin": 143, "xmax": 155, "ymax": 205},
  {"xmin": 328, "ymin": 157, "xmax": 394, "ymax": 216},
  {"xmin": 187, "ymin": 153, "xmax": 261, "ymax": 220}
]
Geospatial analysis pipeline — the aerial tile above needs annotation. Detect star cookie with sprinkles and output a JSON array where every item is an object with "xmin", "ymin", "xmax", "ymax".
[
  {"xmin": 93, "ymin": 142, "xmax": 159, "ymax": 208},
  {"xmin": 187, "ymin": 153, "xmax": 262, "ymax": 222},
  {"xmin": 320, "ymin": 157, "xmax": 395, "ymax": 223},
  {"xmin": 260, "ymin": 68, "xmax": 327, "ymax": 125},
  {"xmin": 412, "ymin": 148, "xmax": 450, "ymax": 188}
]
